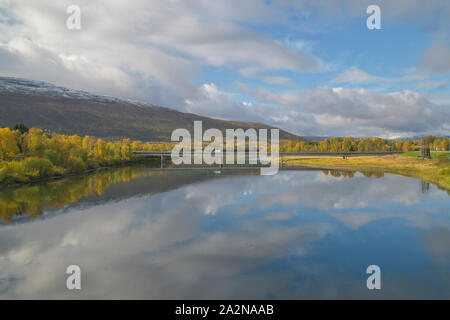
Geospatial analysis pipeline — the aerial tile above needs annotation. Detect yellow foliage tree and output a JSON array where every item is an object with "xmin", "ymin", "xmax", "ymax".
[{"xmin": 0, "ymin": 127, "xmax": 20, "ymax": 160}]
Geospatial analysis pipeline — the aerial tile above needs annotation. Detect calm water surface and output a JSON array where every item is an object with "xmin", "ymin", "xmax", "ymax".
[{"xmin": 0, "ymin": 166, "xmax": 449, "ymax": 299}]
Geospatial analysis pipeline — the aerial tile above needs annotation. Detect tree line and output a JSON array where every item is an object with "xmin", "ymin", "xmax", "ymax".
[
  {"xmin": 0, "ymin": 124, "xmax": 175, "ymax": 184},
  {"xmin": 1, "ymin": 124, "xmax": 449, "ymax": 184},
  {"xmin": 279, "ymin": 136, "xmax": 450, "ymax": 153}
]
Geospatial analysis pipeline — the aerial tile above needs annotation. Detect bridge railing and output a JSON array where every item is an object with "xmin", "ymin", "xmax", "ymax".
[
  {"xmin": 132, "ymin": 151, "xmax": 403, "ymax": 168},
  {"xmin": 132, "ymin": 151, "xmax": 403, "ymax": 156}
]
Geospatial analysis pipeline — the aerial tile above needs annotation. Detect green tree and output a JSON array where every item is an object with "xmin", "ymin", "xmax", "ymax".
[{"xmin": 13, "ymin": 123, "xmax": 29, "ymax": 134}]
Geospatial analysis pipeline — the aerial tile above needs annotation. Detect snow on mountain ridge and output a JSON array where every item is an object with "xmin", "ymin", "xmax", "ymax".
[{"xmin": 0, "ymin": 76, "xmax": 144, "ymax": 105}]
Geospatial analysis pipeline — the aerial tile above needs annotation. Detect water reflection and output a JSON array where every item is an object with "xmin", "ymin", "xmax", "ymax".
[
  {"xmin": 0, "ymin": 168, "xmax": 428, "ymax": 224},
  {"xmin": 321, "ymin": 169, "xmax": 384, "ymax": 179},
  {"xmin": 0, "ymin": 166, "xmax": 156, "ymax": 223},
  {"xmin": 0, "ymin": 166, "xmax": 257, "ymax": 224},
  {"xmin": 421, "ymin": 180, "xmax": 430, "ymax": 193},
  {"xmin": 0, "ymin": 168, "xmax": 449, "ymax": 299}
]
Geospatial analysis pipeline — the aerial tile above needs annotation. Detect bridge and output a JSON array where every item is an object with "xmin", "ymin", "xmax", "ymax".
[{"xmin": 133, "ymin": 151, "xmax": 403, "ymax": 168}]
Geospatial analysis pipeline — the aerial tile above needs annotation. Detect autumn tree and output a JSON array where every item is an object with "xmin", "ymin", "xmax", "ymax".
[
  {"xmin": 402, "ymin": 140, "xmax": 412, "ymax": 152},
  {"xmin": 0, "ymin": 128, "xmax": 20, "ymax": 160},
  {"xmin": 23, "ymin": 128, "xmax": 46, "ymax": 157}
]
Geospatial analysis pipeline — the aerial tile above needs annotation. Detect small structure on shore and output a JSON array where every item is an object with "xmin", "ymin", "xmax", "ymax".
[{"xmin": 419, "ymin": 137, "xmax": 431, "ymax": 159}]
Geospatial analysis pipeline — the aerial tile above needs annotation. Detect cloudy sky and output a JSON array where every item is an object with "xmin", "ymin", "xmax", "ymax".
[{"xmin": 0, "ymin": 0, "xmax": 449, "ymax": 138}]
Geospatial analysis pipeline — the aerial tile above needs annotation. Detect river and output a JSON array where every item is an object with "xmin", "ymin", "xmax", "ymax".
[{"xmin": 0, "ymin": 166, "xmax": 449, "ymax": 299}]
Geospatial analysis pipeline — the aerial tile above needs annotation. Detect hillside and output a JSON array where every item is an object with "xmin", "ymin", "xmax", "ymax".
[{"xmin": 0, "ymin": 77, "xmax": 300, "ymax": 141}]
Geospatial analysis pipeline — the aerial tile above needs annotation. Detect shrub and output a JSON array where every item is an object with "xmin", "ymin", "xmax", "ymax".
[
  {"xmin": 45, "ymin": 149, "xmax": 58, "ymax": 165},
  {"xmin": 21, "ymin": 157, "xmax": 55, "ymax": 178},
  {"xmin": 87, "ymin": 159, "xmax": 100, "ymax": 169},
  {"xmin": 0, "ymin": 161, "xmax": 30, "ymax": 184},
  {"xmin": 0, "ymin": 165, "xmax": 7, "ymax": 182},
  {"xmin": 53, "ymin": 166, "xmax": 65, "ymax": 176},
  {"xmin": 66, "ymin": 156, "xmax": 87, "ymax": 173}
]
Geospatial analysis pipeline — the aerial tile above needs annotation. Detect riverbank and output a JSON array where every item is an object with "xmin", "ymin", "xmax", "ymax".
[
  {"xmin": 0, "ymin": 158, "xmax": 158, "ymax": 188},
  {"xmin": 282, "ymin": 155, "xmax": 450, "ymax": 192}
]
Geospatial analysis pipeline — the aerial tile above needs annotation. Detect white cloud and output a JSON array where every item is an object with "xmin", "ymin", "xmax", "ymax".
[
  {"xmin": 418, "ymin": 80, "xmax": 449, "ymax": 90},
  {"xmin": 184, "ymin": 83, "xmax": 269, "ymax": 122},
  {"xmin": 0, "ymin": 0, "xmax": 449, "ymax": 138},
  {"xmin": 242, "ymin": 85, "xmax": 450, "ymax": 137},
  {"xmin": 420, "ymin": 43, "xmax": 450, "ymax": 75},
  {"xmin": 0, "ymin": 0, "xmax": 323, "ymax": 106},
  {"xmin": 330, "ymin": 67, "xmax": 394, "ymax": 84},
  {"xmin": 259, "ymin": 75, "xmax": 296, "ymax": 86}
]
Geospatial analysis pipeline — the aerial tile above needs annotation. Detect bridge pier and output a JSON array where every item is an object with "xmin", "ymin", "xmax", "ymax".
[{"xmin": 161, "ymin": 154, "xmax": 164, "ymax": 168}]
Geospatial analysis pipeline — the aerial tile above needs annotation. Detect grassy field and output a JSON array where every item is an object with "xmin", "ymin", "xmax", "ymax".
[
  {"xmin": 399, "ymin": 151, "xmax": 450, "ymax": 158},
  {"xmin": 283, "ymin": 154, "xmax": 450, "ymax": 192}
]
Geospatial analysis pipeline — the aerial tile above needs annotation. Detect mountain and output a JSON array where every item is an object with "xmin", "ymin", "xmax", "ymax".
[
  {"xmin": 302, "ymin": 136, "xmax": 331, "ymax": 141},
  {"xmin": 395, "ymin": 136, "xmax": 450, "ymax": 141},
  {"xmin": 0, "ymin": 77, "xmax": 301, "ymax": 141}
]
